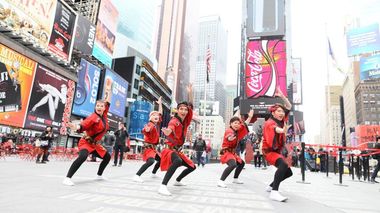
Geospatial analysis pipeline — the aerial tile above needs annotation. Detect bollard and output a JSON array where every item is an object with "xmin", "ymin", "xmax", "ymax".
[
  {"xmin": 326, "ymin": 152, "xmax": 329, "ymax": 178},
  {"xmin": 334, "ymin": 149, "xmax": 348, "ymax": 187},
  {"xmin": 334, "ymin": 156, "xmax": 337, "ymax": 175},
  {"xmin": 297, "ymin": 142, "xmax": 310, "ymax": 184},
  {"xmin": 351, "ymin": 154, "xmax": 354, "ymax": 181}
]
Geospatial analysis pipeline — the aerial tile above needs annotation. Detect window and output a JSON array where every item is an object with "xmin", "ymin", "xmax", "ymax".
[
  {"xmin": 134, "ymin": 79, "xmax": 139, "ymax": 90},
  {"xmin": 136, "ymin": 65, "xmax": 141, "ymax": 75}
]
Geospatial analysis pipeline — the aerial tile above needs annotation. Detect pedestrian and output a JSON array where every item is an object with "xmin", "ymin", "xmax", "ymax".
[
  {"xmin": 133, "ymin": 97, "xmax": 163, "ymax": 182},
  {"xmin": 36, "ymin": 126, "xmax": 54, "ymax": 164},
  {"xmin": 370, "ymin": 136, "xmax": 380, "ymax": 183},
  {"xmin": 158, "ymin": 101, "xmax": 195, "ymax": 196},
  {"xmin": 113, "ymin": 122, "xmax": 129, "ymax": 167},
  {"xmin": 62, "ymin": 79, "xmax": 113, "ymax": 186},
  {"xmin": 217, "ymin": 109, "xmax": 253, "ymax": 188},
  {"xmin": 193, "ymin": 134, "xmax": 206, "ymax": 167},
  {"xmin": 102, "ymin": 131, "xmax": 115, "ymax": 155},
  {"xmin": 262, "ymin": 87, "xmax": 292, "ymax": 202}
]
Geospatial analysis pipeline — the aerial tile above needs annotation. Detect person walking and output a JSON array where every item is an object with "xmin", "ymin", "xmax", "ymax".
[
  {"xmin": 193, "ymin": 134, "xmax": 206, "ymax": 167},
  {"xmin": 370, "ymin": 136, "xmax": 380, "ymax": 183},
  {"xmin": 36, "ymin": 126, "xmax": 54, "ymax": 164},
  {"xmin": 113, "ymin": 122, "xmax": 129, "ymax": 167}
]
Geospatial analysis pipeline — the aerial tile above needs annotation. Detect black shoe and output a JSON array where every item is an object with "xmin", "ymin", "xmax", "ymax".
[
  {"xmin": 112, "ymin": 164, "xmax": 117, "ymax": 167},
  {"xmin": 371, "ymin": 179, "xmax": 379, "ymax": 183},
  {"xmin": 41, "ymin": 161, "xmax": 47, "ymax": 164},
  {"xmin": 118, "ymin": 164, "xmax": 122, "ymax": 167}
]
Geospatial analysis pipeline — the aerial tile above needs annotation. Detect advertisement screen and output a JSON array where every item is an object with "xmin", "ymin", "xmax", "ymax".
[
  {"xmin": 92, "ymin": 0, "xmax": 119, "ymax": 68},
  {"xmin": 360, "ymin": 55, "xmax": 380, "ymax": 80},
  {"xmin": 355, "ymin": 125, "xmax": 380, "ymax": 145},
  {"xmin": 245, "ymin": 40, "xmax": 287, "ymax": 98},
  {"xmin": 240, "ymin": 97, "xmax": 284, "ymax": 115},
  {"xmin": 346, "ymin": 24, "xmax": 380, "ymax": 56},
  {"xmin": 0, "ymin": 0, "xmax": 57, "ymax": 48},
  {"xmin": 0, "ymin": 44, "xmax": 36, "ymax": 127},
  {"xmin": 290, "ymin": 58, "xmax": 302, "ymax": 104},
  {"xmin": 48, "ymin": 0, "xmax": 76, "ymax": 61},
  {"xmin": 24, "ymin": 64, "xmax": 75, "ymax": 132},
  {"xmin": 101, "ymin": 69, "xmax": 128, "ymax": 128},
  {"xmin": 73, "ymin": 15, "xmax": 96, "ymax": 55},
  {"xmin": 128, "ymin": 101, "xmax": 151, "ymax": 139},
  {"xmin": 198, "ymin": 100, "xmax": 219, "ymax": 116},
  {"xmin": 72, "ymin": 59, "xmax": 101, "ymax": 117}
]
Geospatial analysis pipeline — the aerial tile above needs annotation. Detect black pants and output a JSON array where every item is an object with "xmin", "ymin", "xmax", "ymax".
[
  {"xmin": 162, "ymin": 152, "xmax": 196, "ymax": 185},
  {"xmin": 371, "ymin": 159, "xmax": 380, "ymax": 180},
  {"xmin": 254, "ymin": 151, "xmax": 261, "ymax": 167},
  {"xmin": 136, "ymin": 154, "xmax": 161, "ymax": 176},
  {"xmin": 220, "ymin": 159, "xmax": 245, "ymax": 181},
  {"xmin": 66, "ymin": 149, "xmax": 111, "ymax": 178},
  {"xmin": 113, "ymin": 145, "xmax": 124, "ymax": 165},
  {"xmin": 196, "ymin": 151, "xmax": 204, "ymax": 166},
  {"xmin": 270, "ymin": 158, "xmax": 293, "ymax": 191}
]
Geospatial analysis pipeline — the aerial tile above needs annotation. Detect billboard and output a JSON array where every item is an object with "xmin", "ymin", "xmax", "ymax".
[
  {"xmin": 72, "ymin": 59, "xmax": 101, "ymax": 117},
  {"xmin": 246, "ymin": 0, "xmax": 285, "ymax": 38},
  {"xmin": 360, "ymin": 55, "xmax": 380, "ymax": 80},
  {"xmin": 47, "ymin": 0, "xmax": 76, "ymax": 61},
  {"xmin": 198, "ymin": 100, "xmax": 220, "ymax": 116},
  {"xmin": 92, "ymin": 0, "xmax": 119, "ymax": 68},
  {"xmin": 355, "ymin": 125, "xmax": 380, "ymax": 145},
  {"xmin": 128, "ymin": 101, "xmax": 152, "ymax": 139},
  {"xmin": 240, "ymin": 97, "xmax": 284, "ymax": 115},
  {"xmin": 73, "ymin": 15, "xmax": 96, "ymax": 55},
  {"xmin": 245, "ymin": 40, "xmax": 287, "ymax": 98},
  {"xmin": 346, "ymin": 23, "xmax": 380, "ymax": 56},
  {"xmin": 290, "ymin": 58, "xmax": 302, "ymax": 104},
  {"xmin": 0, "ymin": 44, "xmax": 36, "ymax": 127},
  {"xmin": 24, "ymin": 64, "xmax": 75, "ymax": 132},
  {"xmin": 0, "ymin": 0, "xmax": 57, "ymax": 48},
  {"xmin": 294, "ymin": 110, "xmax": 305, "ymax": 135},
  {"xmin": 101, "ymin": 69, "xmax": 128, "ymax": 128}
]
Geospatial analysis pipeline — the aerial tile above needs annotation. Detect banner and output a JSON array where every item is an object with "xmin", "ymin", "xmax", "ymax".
[
  {"xmin": 73, "ymin": 15, "xmax": 96, "ymax": 55},
  {"xmin": 291, "ymin": 58, "xmax": 302, "ymax": 104},
  {"xmin": 72, "ymin": 59, "xmax": 101, "ymax": 117},
  {"xmin": 0, "ymin": 44, "xmax": 36, "ymax": 127},
  {"xmin": 245, "ymin": 40, "xmax": 287, "ymax": 98},
  {"xmin": 92, "ymin": 0, "xmax": 119, "ymax": 68},
  {"xmin": 360, "ymin": 55, "xmax": 380, "ymax": 80},
  {"xmin": 355, "ymin": 125, "xmax": 380, "ymax": 145},
  {"xmin": 346, "ymin": 24, "xmax": 380, "ymax": 56},
  {"xmin": 0, "ymin": 0, "xmax": 57, "ymax": 48},
  {"xmin": 101, "ymin": 69, "xmax": 128, "ymax": 128},
  {"xmin": 128, "ymin": 101, "xmax": 151, "ymax": 139},
  {"xmin": 24, "ymin": 64, "xmax": 75, "ymax": 132},
  {"xmin": 47, "ymin": 0, "xmax": 76, "ymax": 61}
]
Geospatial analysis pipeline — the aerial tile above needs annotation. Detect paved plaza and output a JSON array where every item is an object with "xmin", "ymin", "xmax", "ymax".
[{"xmin": 0, "ymin": 157, "xmax": 379, "ymax": 213}]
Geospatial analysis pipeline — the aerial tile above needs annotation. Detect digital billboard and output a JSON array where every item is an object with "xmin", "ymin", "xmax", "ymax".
[
  {"xmin": 245, "ymin": 40, "xmax": 287, "ymax": 98},
  {"xmin": 360, "ymin": 54, "xmax": 380, "ymax": 80},
  {"xmin": 128, "ymin": 100, "xmax": 152, "ymax": 139},
  {"xmin": 73, "ymin": 15, "xmax": 96, "ymax": 55},
  {"xmin": 240, "ymin": 97, "xmax": 284, "ymax": 115},
  {"xmin": 47, "ymin": 0, "xmax": 76, "ymax": 61},
  {"xmin": 0, "ymin": 44, "xmax": 36, "ymax": 127},
  {"xmin": 92, "ymin": 0, "xmax": 119, "ymax": 68},
  {"xmin": 101, "ymin": 69, "xmax": 128, "ymax": 128},
  {"xmin": 0, "ymin": 0, "xmax": 57, "ymax": 48},
  {"xmin": 72, "ymin": 59, "xmax": 101, "ymax": 117},
  {"xmin": 24, "ymin": 64, "xmax": 75, "ymax": 132},
  {"xmin": 346, "ymin": 23, "xmax": 380, "ymax": 56}
]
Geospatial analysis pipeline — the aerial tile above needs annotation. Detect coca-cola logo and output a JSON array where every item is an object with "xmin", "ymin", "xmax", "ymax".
[{"xmin": 246, "ymin": 49, "xmax": 263, "ymax": 93}]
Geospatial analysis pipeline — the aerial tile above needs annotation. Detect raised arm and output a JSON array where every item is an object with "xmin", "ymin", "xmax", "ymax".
[
  {"xmin": 157, "ymin": 96, "xmax": 163, "ymax": 115},
  {"xmin": 276, "ymin": 86, "xmax": 292, "ymax": 110}
]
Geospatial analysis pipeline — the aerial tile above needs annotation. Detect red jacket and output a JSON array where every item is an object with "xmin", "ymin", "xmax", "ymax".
[
  {"xmin": 221, "ymin": 122, "xmax": 248, "ymax": 150},
  {"xmin": 79, "ymin": 102, "xmax": 110, "ymax": 142},
  {"xmin": 165, "ymin": 107, "xmax": 193, "ymax": 147},
  {"xmin": 262, "ymin": 118, "xmax": 286, "ymax": 154},
  {"xmin": 142, "ymin": 121, "xmax": 160, "ymax": 145}
]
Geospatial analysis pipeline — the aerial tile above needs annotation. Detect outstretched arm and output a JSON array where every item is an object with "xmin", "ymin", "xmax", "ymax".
[
  {"xmin": 157, "ymin": 96, "xmax": 163, "ymax": 115},
  {"xmin": 276, "ymin": 86, "xmax": 292, "ymax": 110}
]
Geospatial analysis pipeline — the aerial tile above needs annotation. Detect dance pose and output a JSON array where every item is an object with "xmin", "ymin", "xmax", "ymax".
[
  {"xmin": 262, "ymin": 87, "xmax": 292, "ymax": 202},
  {"xmin": 62, "ymin": 79, "xmax": 113, "ymax": 186},
  {"xmin": 217, "ymin": 109, "xmax": 253, "ymax": 188},
  {"xmin": 158, "ymin": 101, "xmax": 195, "ymax": 196},
  {"xmin": 133, "ymin": 97, "xmax": 163, "ymax": 182}
]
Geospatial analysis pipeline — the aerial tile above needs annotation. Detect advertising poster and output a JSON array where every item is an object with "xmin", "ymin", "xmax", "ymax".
[
  {"xmin": 0, "ymin": 0, "xmax": 57, "ymax": 48},
  {"xmin": 73, "ymin": 15, "xmax": 96, "ymax": 55},
  {"xmin": 48, "ymin": 0, "xmax": 76, "ymax": 61},
  {"xmin": 72, "ymin": 59, "xmax": 101, "ymax": 117},
  {"xmin": 92, "ymin": 0, "xmax": 119, "ymax": 68},
  {"xmin": 355, "ymin": 125, "xmax": 380, "ymax": 145},
  {"xmin": 291, "ymin": 58, "xmax": 302, "ymax": 104},
  {"xmin": 101, "ymin": 69, "xmax": 128, "ymax": 128},
  {"xmin": 360, "ymin": 55, "xmax": 380, "ymax": 80},
  {"xmin": 128, "ymin": 101, "xmax": 152, "ymax": 139},
  {"xmin": 245, "ymin": 40, "xmax": 287, "ymax": 99},
  {"xmin": 0, "ymin": 44, "xmax": 36, "ymax": 127},
  {"xmin": 24, "ymin": 64, "xmax": 75, "ymax": 132},
  {"xmin": 346, "ymin": 23, "xmax": 380, "ymax": 56}
]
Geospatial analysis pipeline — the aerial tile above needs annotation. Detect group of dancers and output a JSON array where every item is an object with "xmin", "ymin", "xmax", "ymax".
[{"xmin": 62, "ymin": 79, "xmax": 293, "ymax": 202}]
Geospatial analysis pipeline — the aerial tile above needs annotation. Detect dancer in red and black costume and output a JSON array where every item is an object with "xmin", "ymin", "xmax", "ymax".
[
  {"xmin": 133, "ymin": 97, "xmax": 163, "ymax": 182},
  {"xmin": 262, "ymin": 87, "xmax": 292, "ymax": 202},
  {"xmin": 217, "ymin": 109, "xmax": 254, "ymax": 188},
  {"xmin": 63, "ymin": 79, "xmax": 113, "ymax": 186},
  {"xmin": 158, "ymin": 101, "xmax": 195, "ymax": 196}
]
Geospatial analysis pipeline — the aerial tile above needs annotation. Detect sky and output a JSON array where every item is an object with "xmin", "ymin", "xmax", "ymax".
[{"xmin": 198, "ymin": 0, "xmax": 353, "ymax": 143}]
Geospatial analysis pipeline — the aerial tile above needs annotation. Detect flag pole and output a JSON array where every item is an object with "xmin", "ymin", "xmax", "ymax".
[{"xmin": 203, "ymin": 35, "xmax": 210, "ymax": 135}]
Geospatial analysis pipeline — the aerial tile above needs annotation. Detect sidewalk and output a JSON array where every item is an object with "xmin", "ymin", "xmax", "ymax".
[{"xmin": 0, "ymin": 157, "xmax": 378, "ymax": 213}]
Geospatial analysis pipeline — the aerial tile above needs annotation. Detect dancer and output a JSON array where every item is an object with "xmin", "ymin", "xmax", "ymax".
[
  {"xmin": 217, "ymin": 109, "xmax": 254, "ymax": 188},
  {"xmin": 62, "ymin": 79, "xmax": 113, "ymax": 186},
  {"xmin": 262, "ymin": 87, "xmax": 292, "ymax": 202},
  {"xmin": 158, "ymin": 101, "xmax": 195, "ymax": 196},
  {"xmin": 133, "ymin": 97, "xmax": 163, "ymax": 182}
]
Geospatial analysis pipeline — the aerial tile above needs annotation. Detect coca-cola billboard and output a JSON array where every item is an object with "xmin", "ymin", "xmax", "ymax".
[{"xmin": 245, "ymin": 40, "xmax": 287, "ymax": 98}]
